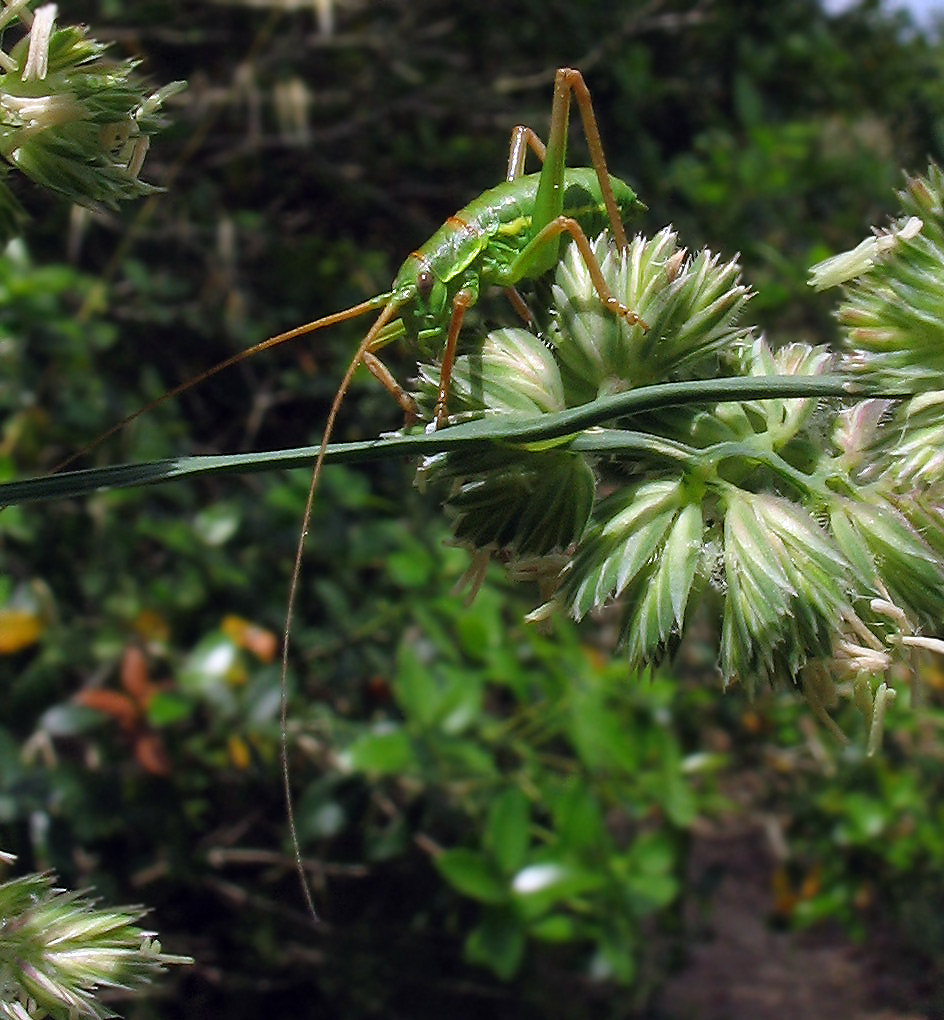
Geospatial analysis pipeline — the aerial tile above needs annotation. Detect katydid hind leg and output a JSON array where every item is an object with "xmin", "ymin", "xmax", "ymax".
[
  {"xmin": 561, "ymin": 69, "xmax": 629, "ymax": 251},
  {"xmin": 533, "ymin": 68, "xmax": 630, "ymax": 259},
  {"xmin": 511, "ymin": 215, "xmax": 647, "ymax": 330}
]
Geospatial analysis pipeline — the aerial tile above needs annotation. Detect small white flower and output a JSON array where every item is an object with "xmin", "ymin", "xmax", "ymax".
[
  {"xmin": 867, "ymin": 681, "xmax": 897, "ymax": 757},
  {"xmin": 1, "ymin": 93, "xmax": 84, "ymax": 134},
  {"xmin": 809, "ymin": 216, "xmax": 923, "ymax": 290},
  {"xmin": 21, "ymin": 4, "xmax": 57, "ymax": 82}
]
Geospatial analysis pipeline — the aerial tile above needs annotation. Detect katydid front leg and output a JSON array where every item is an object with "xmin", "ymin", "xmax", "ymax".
[
  {"xmin": 434, "ymin": 287, "xmax": 476, "ymax": 428},
  {"xmin": 361, "ymin": 350, "xmax": 418, "ymax": 425}
]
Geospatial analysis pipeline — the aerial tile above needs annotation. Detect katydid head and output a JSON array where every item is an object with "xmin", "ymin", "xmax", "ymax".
[{"xmin": 391, "ymin": 254, "xmax": 451, "ymax": 356}]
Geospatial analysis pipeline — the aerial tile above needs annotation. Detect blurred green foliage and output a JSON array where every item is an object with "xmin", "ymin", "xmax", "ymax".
[
  {"xmin": 773, "ymin": 672, "xmax": 944, "ymax": 965},
  {"xmin": 3, "ymin": 0, "xmax": 944, "ymax": 1017}
]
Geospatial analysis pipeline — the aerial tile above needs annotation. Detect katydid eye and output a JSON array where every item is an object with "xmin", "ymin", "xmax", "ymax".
[{"xmin": 417, "ymin": 269, "xmax": 434, "ymax": 299}]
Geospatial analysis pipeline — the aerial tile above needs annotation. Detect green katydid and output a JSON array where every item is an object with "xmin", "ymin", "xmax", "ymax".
[
  {"xmin": 277, "ymin": 66, "xmax": 647, "ymax": 922},
  {"xmin": 55, "ymin": 69, "xmax": 644, "ymax": 470},
  {"xmin": 47, "ymin": 68, "xmax": 647, "ymax": 921}
]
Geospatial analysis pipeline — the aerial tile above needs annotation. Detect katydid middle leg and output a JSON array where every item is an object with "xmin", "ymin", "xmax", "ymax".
[{"xmin": 506, "ymin": 125, "xmax": 547, "ymax": 182}]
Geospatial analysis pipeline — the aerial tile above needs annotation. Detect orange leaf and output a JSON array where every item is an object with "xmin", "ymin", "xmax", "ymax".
[
  {"xmin": 222, "ymin": 615, "xmax": 278, "ymax": 663},
  {"xmin": 799, "ymin": 864, "xmax": 822, "ymax": 901},
  {"xmin": 741, "ymin": 709, "xmax": 764, "ymax": 734},
  {"xmin": 133, "ymin": 732, "xmax": 171, "ymax": 776},
  {"xmin": 770, "ymin": 865, "xmax": 797, "ymax": 919},
  {"xmin": 367, "ymin": 675, "xmax": 392, "ymax": 701},
  {"xmin": 121, "ymin": 646, "xmax": 155, "ymax": 705},
  {"xmin": 76, "ymin": 689, "xmax": 139, "ymax": 731}
]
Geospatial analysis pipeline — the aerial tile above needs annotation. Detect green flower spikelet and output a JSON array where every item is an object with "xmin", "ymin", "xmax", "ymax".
[
  {"xmin": 414, "ymin": 192, "xmax": 944, "ymax": 743},
  {"xmin": 0, "ymin": 2, "xmax": 184, "ymax": 239},
  {"xmin": 0, "ymin": 869, "xmax": 190, "ymax": 1020}
]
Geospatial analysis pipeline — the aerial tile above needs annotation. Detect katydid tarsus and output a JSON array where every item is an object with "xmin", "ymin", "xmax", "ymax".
[{"xmin": 47, "ymin": 68, "xmax": 646, "ymax": 921}]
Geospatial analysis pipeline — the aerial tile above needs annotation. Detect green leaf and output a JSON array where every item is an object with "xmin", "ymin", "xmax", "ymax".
[
  {"xmin": 145, "ymin": 691, "xmax": 193, "ymax": 727},
  {"xmin": 658, "ymin": 773, "xmax": 697, "ymax": 827},
  {"xmin": 527, "ymin": 913, "xmax": 578, "ymax": 943},
  {"xmin": 366, "ymin": 816, "xmax": 409, "ymax": 862},
  {"xmin": 624, "ymin": 872, "xmax": 679, "ymax": 913},
  {"xmin": 179, "ymin": 633, "xmax": 242, "ymax": 708},
  {"xmin": 295, "ymin": 786, "xmax": 347, "ymax": 841},
  {"xmin": 435, "ymin": 849, "xmax": 508, "ymax": 904},
  {"xmin": 39, "ymin": 703, "xmax": 106, "ymax": 736},
  {"xmin": 394, "ymin": 647, "xmax": 483, "ymax": 734},
  {"xmin": 193, "ymin": 503, "xmax": 241, "ymax": 546},
  {"xmin": 393, "ymin": 644, "xmax": 441, "ymax": 728},
  {"xmin": 464, "ymin": 906, "xmax": 526, "ymax": 980},
  {"xmin": 340, "ymin": 727, "xmax": 416, "ymax": 775},
  {"xmin": 627, "ymin": 831, "xmax": 676, "ymax": 876},
  {"xmin": 834, "ymin": 793, "xmax": 888, "ymax": 845},
  {"xmin": 552, "ymin": 781, "xmax": 606, "ymax": 852},
  {"xmin": 386, "ymin": 542, "xmax": 435, "ymax": 588},
  {"xmin": 484, "ymin": 788, "xmax": 530, "ymax": 875},
  {"xmin": 568, "ymin": 686, "xmax": 641, "ymax": 773},
  {"xmin": 592, "ymin": 933, "xmax": 637, "ymax": 983},
  {"xmin": 454, "ymin": 592, "xmax": 503, "ymax": 661}
]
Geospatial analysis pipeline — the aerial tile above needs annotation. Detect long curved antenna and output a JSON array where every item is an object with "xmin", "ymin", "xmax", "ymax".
[
  {"xmin": 280, "ymin": 296, "xmax": 403, "ymax": 923},
  {"xmin": 49, "ymin": 293, "xmax": 393, "ymax": 476}
]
